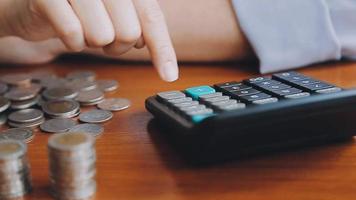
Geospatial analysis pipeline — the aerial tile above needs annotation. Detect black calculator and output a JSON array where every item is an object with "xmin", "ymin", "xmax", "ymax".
[{"xmin": 145, "ymin": 71, "xmax": 356, "ymax": 163}]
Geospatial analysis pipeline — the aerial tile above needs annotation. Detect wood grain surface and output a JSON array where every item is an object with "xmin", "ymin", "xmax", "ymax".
[{"xmin": 1, "ymin": 56, "xmax": 356, "ymax": 200}]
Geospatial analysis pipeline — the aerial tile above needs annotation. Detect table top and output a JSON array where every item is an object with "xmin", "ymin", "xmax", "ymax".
[{"xmin": 1, "ymin": 57, "xmax": 356, "ymax": 200}]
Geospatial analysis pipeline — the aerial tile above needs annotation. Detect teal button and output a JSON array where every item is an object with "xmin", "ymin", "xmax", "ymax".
[
  {"xmin": 191, "ymin": 114, "xmax": 215, "ymax": 123},
  {"xmin": 185, "ymin": 86, "xmax": 216, "ymax": 100}
]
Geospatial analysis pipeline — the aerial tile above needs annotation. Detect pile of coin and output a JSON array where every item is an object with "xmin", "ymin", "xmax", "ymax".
[
  {"xmin": 8, "ymin": 108, "xmax": 45, "ymax": 129},
  {"xmin": 0, "ymin": 139, "xmax": 32, "ymax": 199},
  {"xmin": 0, "ymin": 70, "xmax": 132, "ymax": 140},
  {"xmin": 48, "ymin": 133, "xmax": 96, "ymax": 200}
]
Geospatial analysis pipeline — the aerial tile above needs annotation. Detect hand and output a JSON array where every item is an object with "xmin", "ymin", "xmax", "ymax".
[{"xmin": 0, "ymin": 0, "xmax": 178, "ymax": 82}]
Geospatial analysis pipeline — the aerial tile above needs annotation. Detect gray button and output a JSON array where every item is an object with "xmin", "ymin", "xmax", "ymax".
[
  {"xmin": 217, "ymin": 103, "xmax": 246, "ymax": 111},
  {"xmin": 199, "ymin": 92, "xmax": 223, "ymax": 100},
  {"xmin": 186, "ymin": 109, "xmax": 214, "ymax": 116},
  {"xmin": 180, "ymin": 105, "xmax": 206, "ymax": 112},
  {"xmin": 211, "ymin": 99, "xmax": 238, "ymax": 107},
  {"xmin": 252, "ymin": 97, "xmax": 278, "ymax": 105},
  {"xmin": 174, "ymin": 101, "xmax": 199, "ymax": 108},
  {"xmin": 203, "ymin": 96, "xmax": 230, "ymax": 103},
  {"xmin": 316, "ymin": 87, "xmax": 342, "ymax": 94},
  {"xmin": 285, "ymin": 92, "xmax": 310, "ymax": 99},
  {"xmin": 157, "ymin": 91, "xmax": 185, "ymax": 100},
  {"xmin": 167, "ymin": 97, "xmax": 192, "ymax": 104}
]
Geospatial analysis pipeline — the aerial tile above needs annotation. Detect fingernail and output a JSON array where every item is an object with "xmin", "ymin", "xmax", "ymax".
[{"xmin": 161, "ymin": 61, "xmax": 179, "ymax": 82}]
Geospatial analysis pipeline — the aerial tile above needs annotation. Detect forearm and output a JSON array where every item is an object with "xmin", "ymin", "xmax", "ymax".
[{"xmin": 86, "ymin": 0, "xmax": 253, "ymax": 62}]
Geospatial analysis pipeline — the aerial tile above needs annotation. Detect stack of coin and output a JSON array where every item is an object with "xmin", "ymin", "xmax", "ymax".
[
  {"xmin": 0, "ymin": 128, "xmax": 34, "ymax": 143},
  {"xmin": 7, "ymin": 109, "xmax": 45, "ymax": 129},
  {"xmin": 42, "ymin": 100, "xmax": 80, "ymax": 119},
  {"xmin": 48, "ymin": 133, "xmax": 96, "ymax": 200},
  {"xmin": 0, "ymin": 140, "xmax": 32, "ymax": 199},
  {"xmin": 42, "ymin": 87, "xmax": 78, "ymax": 101},
  {"xmin": 76, "ymin": 89, "xmax": 105, "ymax": 106}
]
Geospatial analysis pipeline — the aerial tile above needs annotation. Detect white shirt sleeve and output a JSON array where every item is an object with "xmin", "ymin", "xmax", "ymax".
[{"xmin": 231, "ymin": 0, "xmax": 353, "ymax": 74}]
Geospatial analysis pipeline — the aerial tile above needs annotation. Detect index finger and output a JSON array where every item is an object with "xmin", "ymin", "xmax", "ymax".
[{"xmin": 133, "ymin": 0, "xmax": 178, "ymax": 82}]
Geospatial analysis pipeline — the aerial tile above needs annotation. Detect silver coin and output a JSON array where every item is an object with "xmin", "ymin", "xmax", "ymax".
[
  {"xmin": 8, "ymin": 109, "xmax": 44, "ymax": 123},
  {"xmin": 42, "ymin": 100, "xmax": 80, "ymax": 118},
  {"xmin": 68, "ymin": 79, "xmax": 97, "ymax": 92},
  {"xmin": 0, "ymin": 97, "xmax": 10, "ymax": 113},
  {"xmin": 8, "ymin": 117, "xmax": 44, "ymax": 129},
  {"xmin": 97, "ymin": 98, "xmax": 131, "ymax": 111},
  {"xmin": 48, "ymin": 132, "xmax": 94, "ymax": 151},
  {"xmin": 11, "ymin": 83, "xmax": 43, "ymax": 94},
  {"xmin": 40, "ymin": 77, "xmax": 69, "ymax": 89},
  {"xmin": 0, "ymin": 139, "xmax": 27, "ymax": 160},
  {"xmin": 40, "ymin": 119, "xmax": 77, "ymax": 133},
  {"xmin": 4, "ymin": 87, "xmax": 37, "ymax": 101},
  {"xmin": 0, "ymin": 128, "xmax": 34, "ymax": 143},
  {"xmin": 79, "ymin": 109, "xmax": 113, "ymax": 123},
  {"xmin": 0, "ymin": 82, "xmax": 8, "ymax": 94},
  {"xmin": 10, "ymin": 96, "xmax": 40, "ymax": 110},
  {"xmin": 42, "ymin": 87, "xmax": 78, "ymax": 101},
  {"xmin": 79, "ymin": 98, "xmax": 104, "ymax": 106},
  {"xmin": 0, "ymin": 74, "xmax": 31, "ymax": 86},
  {"xmin": 76, "ymin": 89, "xmax": 104, "ymax": 105},
  {"xmin": 51, "ymin": 181, "xmax": 96, "ymax": 200},
  {"xmin": 66, "ymin": 71, "xmax": 96, "ymax": 81},
  {"xmin": 97, "ymin": 80, "xmax": 119, "ymax": 92},
  {"xmin": 68, "ymin": 124, "xmax": 104, "ymax": 138}
]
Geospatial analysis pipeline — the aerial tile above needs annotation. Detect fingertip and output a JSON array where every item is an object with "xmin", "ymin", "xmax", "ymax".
[{"xmin": 159, "ymin": 61, "xmax": 179, "ymax": 82}]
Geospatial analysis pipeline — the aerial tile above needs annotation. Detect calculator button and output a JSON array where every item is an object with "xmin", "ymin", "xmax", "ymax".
[
  {"xmin": 157, "ymin": 91, "xmax": 185, "ymax": 101},
  {"xmin": 259, "ymin": 83, "xmax": 291, "ymax": 91},
  {"xmin": 272, "ymin": 71, "xmax": 309, "ymax": 82},
  {"xmin": 285, "ymin": 92, "xmax": 311, "ymax": 99},
  {"xmin": 185, "ymin": 86, "xmax": 216, "ymax": 100},
  {"xmin": 299, "ymin": 82, "xmax": 333, "ymax": 92},
  {"xmin": 231, "ymin": 88, "xmax": 260, "ymax": 97},
  {"xmin": 211, "ymin": 99, "xmax": 238, "ymax": 106},
  {"xmin": 189, "ymin": 109, "xmax": 215, "ymax": 123},
  {"xmin": 167, "ymin": 97, "xmax": 192, "ymax": 104},
  {"xmin": 173, "ymin": 101, "xmax": 199, "ymax": 108},
  {"xmin": 252, "ymin": 97, "xmax": 278, "ymax": 105},
  {"xmin": 191, "ymin": 113, "xmax": 215, "ymax": 123},
  {"xmin": 215, "ymin": 82, "xmax": 251, "ymax": 92},
  {"xmin": 270, "ymin": 88, "xmax": 303, "ymax": 97},
  {"xmin": 316, "ymin": 87, "xmax": 342, "ymax": 94},
  {"xmin": 239, "ymin": 93, "xmax": 272, "ymax": 103},
  {"xmin": 216, "ymin": 103, "xmax": 246, "ymax": 111},
  {"xmin": 199, "ymin": 92, "xmax": 223, "ymax": 100},
  {"xmin": 180, "ymin": 105, "xmax": 206, "ymax": 112},
  {"xmin": 214, "ymin": 81, "xmax": 240, "ymax": 88},
  {"xmin": 186, "ymin": 108, "xmax": 214, "ymax": 116},
  {"xmin": 290, "ymin": 78, "xmax": 319, "ymax": 86},
  {"xmin": 244, "ymin": 76, "xmax": 271, "ymax": 84},
  {"xmin": 254, "ymin": 80, "xmax": 282, "ymax": 87},
  {"xmin": 202, "ymin": 96, "xmax": 230, "ymax": 104}
]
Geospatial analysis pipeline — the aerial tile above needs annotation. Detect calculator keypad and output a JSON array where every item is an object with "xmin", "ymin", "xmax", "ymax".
[{"xmin": 156, "ymin": 71, "xmax": 342, "ymax": 124}]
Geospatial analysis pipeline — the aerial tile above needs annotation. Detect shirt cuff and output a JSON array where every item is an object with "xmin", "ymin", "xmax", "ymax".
[{"xmin": 232, "ymin": 0, "xmax": 341, "ymax": 73}]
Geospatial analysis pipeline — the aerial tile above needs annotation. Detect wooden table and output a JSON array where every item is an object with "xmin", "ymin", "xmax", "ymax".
[{"xmin": 1, "ymin": 57, "xmax": 356, "ymax": 200}]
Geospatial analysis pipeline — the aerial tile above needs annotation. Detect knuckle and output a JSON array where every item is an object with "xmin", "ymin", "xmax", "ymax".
[
  {"xmin": 87, "ymin": 32, "xmax": 115, "ymax": 47},
  {"xmin": 118, "ymin": 28, "xmax": 142, "ymax": 44},
  {"xmin": 60, "ymin": 24, "xmax": 82, "ymax": 40}
]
